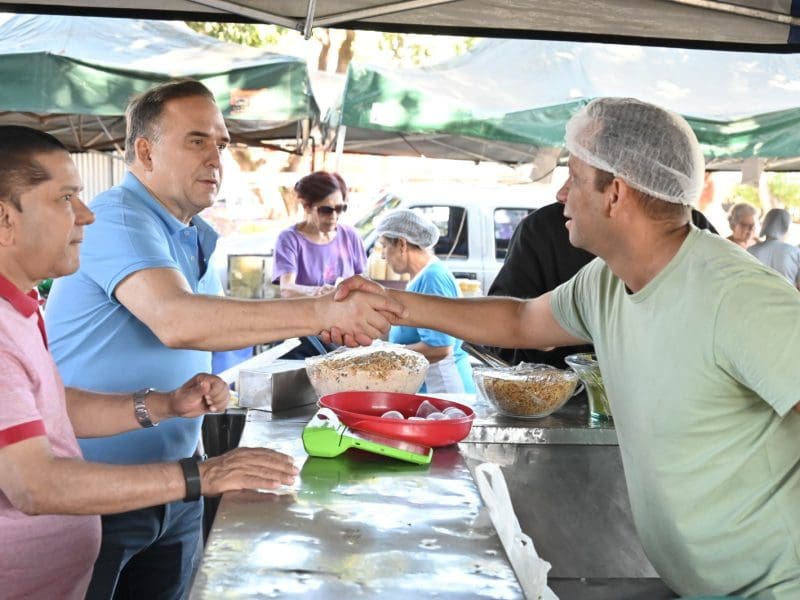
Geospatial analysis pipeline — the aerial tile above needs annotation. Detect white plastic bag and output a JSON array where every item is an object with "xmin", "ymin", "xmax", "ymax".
[{"xmin": 475, "ymin": 462, "xmax": 558, "ymax": 600}]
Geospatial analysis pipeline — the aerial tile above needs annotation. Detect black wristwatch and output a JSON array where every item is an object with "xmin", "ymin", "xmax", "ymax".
[
  {"xmin": 133, "ymin": 388, "xmax": 157, "ymax": 428},
  {"xmin": 179, "ymin": 456, "xmax": 203, "ymax": 502}
]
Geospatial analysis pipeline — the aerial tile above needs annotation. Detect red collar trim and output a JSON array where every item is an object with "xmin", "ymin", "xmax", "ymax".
[{"xmin": 0, "ymin": 274, "xmax": 39, "ymax": 317}]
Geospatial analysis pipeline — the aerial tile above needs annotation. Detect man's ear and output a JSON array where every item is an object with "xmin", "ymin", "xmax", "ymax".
[
  {"xmin": 0, "ymin": 200, "xmax": 18, "ymax": 247},
  {"xmin": 603, "ymin": 177, "xmax": 622, "ymax": 216},
  {"xmin": 608, "ymin": 178, "xmax": 635, "ymax": 218},
  {"xmin": 134, "ymin": 137, "xmax": 153, "ymax": 171}
]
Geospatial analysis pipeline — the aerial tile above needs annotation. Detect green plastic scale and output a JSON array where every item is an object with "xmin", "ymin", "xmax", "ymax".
[{"xmin": 302, "ymin": 408, "xmax": 433, "ymax": 465}]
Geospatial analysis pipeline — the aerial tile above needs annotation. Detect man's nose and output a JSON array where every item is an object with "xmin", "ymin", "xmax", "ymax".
[
  {"xmin": 75, "ymin": 198, "xmax": 95, "ymax": 226},
  {"xmin": 556, "ymin": 180, "xmax": 569, "ymax": 204},
  {"xmin": 205, "ymin": 145, "xmax": 223, "ymax": 168}
]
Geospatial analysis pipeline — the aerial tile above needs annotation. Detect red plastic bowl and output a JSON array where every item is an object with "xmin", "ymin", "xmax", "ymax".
[{"xmin": 318, "ymin": 391, "xmax": 475, "ymax": 447}]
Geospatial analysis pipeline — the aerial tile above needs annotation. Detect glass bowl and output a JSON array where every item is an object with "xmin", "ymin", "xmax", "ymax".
[
  {"xmin": 305, "ymin": 344, "xmax": 428, "ymax": 397},
  {"xmin": 473, "ymin": 362, "xmax": 579, "ymax": 419},
  {"xmin": 564, "ymin": 353, "xmax": 612, "ymax": 422}
]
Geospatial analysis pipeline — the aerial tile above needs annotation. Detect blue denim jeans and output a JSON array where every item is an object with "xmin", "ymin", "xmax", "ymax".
[{"xmin": 84, "ymin": 499, "xmax": 203, "ymax": 600}]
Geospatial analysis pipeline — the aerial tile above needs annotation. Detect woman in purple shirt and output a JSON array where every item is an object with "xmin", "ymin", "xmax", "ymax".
[{"xmin": 272, "ymin": 171, "xmax": 367, "ymax": 297}]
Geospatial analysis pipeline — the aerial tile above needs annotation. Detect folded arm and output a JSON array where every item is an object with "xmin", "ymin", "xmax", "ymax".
[
  {"xmin": 405, "ymin": 341, "xmax": 452, "ymax": 364},
  {"xmin": 278, "ymin": 273, "xmax": 334, "ymax": 298}
]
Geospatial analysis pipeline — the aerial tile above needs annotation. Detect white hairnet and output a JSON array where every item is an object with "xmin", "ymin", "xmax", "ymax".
[
  {"xmin": 565, "ymin": 97, "xmax": 705, "ymax": 206},
  {"xmin": 376, "ymin": 209, "xmax": 440, "ymax": 249}
]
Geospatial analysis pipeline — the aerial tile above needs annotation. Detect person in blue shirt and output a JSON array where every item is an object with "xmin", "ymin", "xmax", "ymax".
[
  {"xmin": 377, "ymin": 209, "xmax": 475, "ymax": 394},
  {"xmin": 44, "ymin": 79, "xmax": 403, "ymax": 600}
]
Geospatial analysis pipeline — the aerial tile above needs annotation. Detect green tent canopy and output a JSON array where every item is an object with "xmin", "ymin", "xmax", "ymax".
[
  {"xmin": 325, "ymin": 38, "xmax": 800, "ymax": 170},
  {"xmin": 0, "ymin": 14, "xmax": 319, "ymax": 151}
]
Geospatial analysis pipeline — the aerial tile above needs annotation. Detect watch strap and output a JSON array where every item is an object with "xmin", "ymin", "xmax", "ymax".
[
  {"xmin": 133, "ymin": 388, "xmax": 157, "ymax": 428},
  {"xmin": 179, "ymin": 457, "xmax": 202, "ymax": 502}
]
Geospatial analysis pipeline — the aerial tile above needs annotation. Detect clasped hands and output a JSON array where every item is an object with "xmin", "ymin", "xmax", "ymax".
[{"xmin": 318, "ymin": 275, "xmax": 406, "ymax": 347}]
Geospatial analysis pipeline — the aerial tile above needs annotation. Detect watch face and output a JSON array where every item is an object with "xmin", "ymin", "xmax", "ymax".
[{"xmin": 134, "ymin": 389, "xmax": 156, "ymax": 427}]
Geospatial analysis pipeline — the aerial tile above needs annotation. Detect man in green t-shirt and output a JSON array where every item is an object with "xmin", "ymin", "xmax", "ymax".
[{"xmin": 332, "ymin": 97, "xmax": 800, "ymax": 598}]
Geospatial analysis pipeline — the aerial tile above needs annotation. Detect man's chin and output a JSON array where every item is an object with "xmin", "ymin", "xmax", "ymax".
[{"xmin": 53, "ymin": 259, "xmax": 80, "ymax": 279}]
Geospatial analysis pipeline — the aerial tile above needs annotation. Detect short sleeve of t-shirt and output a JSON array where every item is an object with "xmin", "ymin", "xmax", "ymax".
[
  {"xmin": 549, "ymin": 257, "xmax": 605, "ymax": 343},
  {"xmin": 272, "ymin": 225, "xmax": 367, "ymax": 285},
  {"xmin": 713, "ymin": 273, "xmax": 800, "ymax": 416},
  {"xmin": 272, "ymin": 228, "xmax": 300, "ymax": 282},
  {"xmin": 409, "ymin": 263, "xmax": 460, "ymax": 348},
  {"xmin": 81, "ymin": 198, "xmax": 179, "ymax": 300},
  {"xmin": 341, "ymin": 225, "xmax": 367, "ymax": 275},
  {"xmin": 0, "ymin": 349, "xmax": 43, "ymax": 437}
]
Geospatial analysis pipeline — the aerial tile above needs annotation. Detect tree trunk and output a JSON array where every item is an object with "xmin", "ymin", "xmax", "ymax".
[
  {"xmin": 336, "ymin": 30, "xmax": 356, "ymax": 73},
  {"xmin": 317, "ymin": 29, "xmax": 330, "ymax": 72}
]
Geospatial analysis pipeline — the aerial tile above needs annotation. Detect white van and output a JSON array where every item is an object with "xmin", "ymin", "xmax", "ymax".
[{"xmin": 357, "ymin": 182, "xmax": 554, "ymax": 293}]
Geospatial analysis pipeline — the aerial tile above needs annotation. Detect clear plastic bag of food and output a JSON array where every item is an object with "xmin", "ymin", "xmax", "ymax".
[{"xmin": 305, "ymin": 342, "xmax": 429, "ymax": 397}]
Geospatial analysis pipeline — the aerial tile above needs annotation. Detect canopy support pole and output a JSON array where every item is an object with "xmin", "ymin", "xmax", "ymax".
[
  {"xmin": 303, "ymin": 0, "xmax": 318, "ymax": 39},
  {"xmin": 89, "ymin": 116, "xmax": 125, "ymax": 155},
  {"xmin": 334, "ymin": 125, "xmax": 347, "ymax": 172}
]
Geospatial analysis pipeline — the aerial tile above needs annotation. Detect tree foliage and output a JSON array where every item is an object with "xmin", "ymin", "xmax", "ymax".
[
  {"xmin": 186, "ymin": 22, "xmax": 477, "ymax": 71},
  {"xmin": 376, "ymin": 33, "xmax": 477, "ymax": 67},
  {"xmin": 186, "ymin": 21, "xmax": 290, "ymax": 47},
  {"xmin": 728, "ymin": 184, "xmax": 761, "ymax": 209},
  {"xmin": 767, "ymin": 173, "xmax": 800, "ymax": 211}
]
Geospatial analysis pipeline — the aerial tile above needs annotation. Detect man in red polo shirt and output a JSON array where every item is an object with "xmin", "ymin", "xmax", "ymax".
[{"xmin": 0, "ymin": 126, "xmax": 300, "ymax": 599}]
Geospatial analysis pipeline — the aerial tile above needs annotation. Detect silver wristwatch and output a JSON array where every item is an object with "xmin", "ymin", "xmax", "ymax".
[{"xmin": 133, "ymin": 388, "xmax": 158, "ymax": 428}]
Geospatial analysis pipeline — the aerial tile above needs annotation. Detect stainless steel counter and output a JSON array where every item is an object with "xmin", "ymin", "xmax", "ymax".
[
  {"xmin": 463, "ymin": 391, "xmax": 617, "ymax": 445},
  {"xmin": 193, "ymin": 394, "xmax": 676, "ymax": 599},
  {"xmin": 191, "ymin": 412, "xmax": 522, "ymax": 599}
]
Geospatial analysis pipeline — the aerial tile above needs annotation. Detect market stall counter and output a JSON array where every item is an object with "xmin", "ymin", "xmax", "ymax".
[{"xmin": 192, "ymin": 393, "xmax": 676, "ymax": 599}]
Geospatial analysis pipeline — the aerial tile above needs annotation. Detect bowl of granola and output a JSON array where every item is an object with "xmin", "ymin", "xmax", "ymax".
[
  {"xmin": 305, "ymin": 343, "xmax": 428, "ymax": 397},
  {"xmin": 473, "ymin": 362, "xmax": 579, "ymax": 419}
]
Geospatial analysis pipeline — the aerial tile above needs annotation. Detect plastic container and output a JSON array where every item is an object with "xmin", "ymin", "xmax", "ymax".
[
  {"xmin": 305, "ymin": 343, "xmax": 428, "ymax": 397},
  {"xmin": 564, "ymin": 353, "xmax": 612, "ymax": 422},
  {"xmin": 318, "ymin": 391, "xmax": 475, "ymax": 447},
  {"xmin": 473, "ymin": 362, "xmax": 579, "ymax": 419},
  {"xmin": 237, "ymin": 359, "xmax": 316, "ymax": 411}
]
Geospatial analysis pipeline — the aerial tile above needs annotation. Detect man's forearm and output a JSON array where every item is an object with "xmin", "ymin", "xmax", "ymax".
[
  {"xmin": 390, "ymin": 291, "xmax": 529, "ymax": 348},
  {"xmin": 145, "ymin": 293, "xmax": 327, "ymax": 350},
  {"xmin": 388, "ymin": 290, "xmax": 584, "ymax": 351},
  {"xmin": 65, "ymin": 387, "xmax": 176, "ymax": 438},
  {"xmin": 118, "ymin": 270, "xmax": 402, "ymax": 351},
  {"xmin": 18, "ymin": 457, "xmax": 185, "ymax": 515}
]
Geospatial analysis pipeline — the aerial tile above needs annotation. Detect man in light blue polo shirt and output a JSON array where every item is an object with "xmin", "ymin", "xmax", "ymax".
[
  {"xmin": 49, "ymin": 168, "xmax": 221, "ymax": 465},
  {"xmin": 45, "ymin": 79, "xmax": 403, "ymax": 600}
]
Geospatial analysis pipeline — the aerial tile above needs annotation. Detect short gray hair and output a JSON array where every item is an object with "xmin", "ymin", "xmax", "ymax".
[
  {"xmin": 728, "ymin": 202, "xmax": 757, "ymax": 229},
  {"xmin": 124, "ymin": 79, "xmax": 216, "ymax": 164},
  {"xmin": 760, "ymin": 208, "xmax": 791, "ymax": 239}
]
